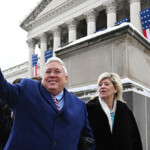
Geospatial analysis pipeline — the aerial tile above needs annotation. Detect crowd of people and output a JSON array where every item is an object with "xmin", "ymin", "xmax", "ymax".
[{"xmin": 0, "ymin": 57, "xmax": 142, "ymax": 150}]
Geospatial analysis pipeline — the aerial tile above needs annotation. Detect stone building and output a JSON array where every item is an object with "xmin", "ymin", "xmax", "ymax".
[{"xmin": 2, "ymin": 0, "xmax": 150, "ymax": 149}]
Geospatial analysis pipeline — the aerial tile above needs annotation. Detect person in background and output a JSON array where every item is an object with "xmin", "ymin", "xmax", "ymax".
[
  {"xmin": 86, "ymin": 72, "xmax": 142, "ymax": 150},
  {"xmin": 0, "ymin": 57, "xmax": 94, "ymax": 150},
  {"xmin": 12, "ymin": 78, "xmax": 22, "ymax": 84},
  {"xmin": 0, "ymin": 100, "xmax": 12, "ymax": 150},
  {"xmin": 31, "ymin": 76, "xmax": 42, "ymax": 82},
  {"xmin": 0, "ymin": 77, "xmax": 22, "ymax": 150}
]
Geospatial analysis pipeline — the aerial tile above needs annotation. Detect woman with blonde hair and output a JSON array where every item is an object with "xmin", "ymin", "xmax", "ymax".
[{"xmin": 86, "ymin": 72, "xmax": 142, "ymax": 150}]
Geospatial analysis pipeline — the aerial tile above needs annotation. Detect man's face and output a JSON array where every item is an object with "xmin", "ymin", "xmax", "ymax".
[{"xmin": 42, "ymin": 61, "xmax": 68, "ymax": 96}]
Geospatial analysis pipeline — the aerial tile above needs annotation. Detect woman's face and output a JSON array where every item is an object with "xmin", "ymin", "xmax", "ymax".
[{"xmin": 98, "ymin": 78, "xmax": 117, "ymax": 101}]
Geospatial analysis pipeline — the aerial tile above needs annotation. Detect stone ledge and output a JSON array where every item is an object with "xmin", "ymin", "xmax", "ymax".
[{"xmin": 56, "ymin": 23, "xmax": 150, "ymax": 56}]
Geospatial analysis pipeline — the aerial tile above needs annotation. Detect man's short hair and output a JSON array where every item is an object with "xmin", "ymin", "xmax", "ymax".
[{"xmin": 43, "ymin": 57, "xmax": 68, "ymax": 76}]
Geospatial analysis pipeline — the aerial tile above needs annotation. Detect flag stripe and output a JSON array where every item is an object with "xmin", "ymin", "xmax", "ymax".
[
  {"xmin": 143, "ymin": 30, "xmax": 147, "ymax": 38},
  {"xmin": 146, "ymin": 28, "xmax": 150, "ymax": 41},
  {"xmin": 32, "ymin": 54, "xmax": 38, "ymax": 77},
  {"xmin": 140, "ymin": 8, "xmax": 150, "ymax": 41},
  {"xmin": 32, "ymin": 66, "xmax": 37, "ymax": 77}
]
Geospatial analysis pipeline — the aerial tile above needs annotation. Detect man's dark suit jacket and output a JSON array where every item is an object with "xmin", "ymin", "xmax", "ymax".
[{"xmin": 0, "ymin": 70, "xmax": 93, "ymax": 150}]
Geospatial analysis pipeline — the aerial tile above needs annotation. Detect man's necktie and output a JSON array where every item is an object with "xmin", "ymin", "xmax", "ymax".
[{"xmin": 52, "ymin": 96, "xmax": 60, "ymax": 111}]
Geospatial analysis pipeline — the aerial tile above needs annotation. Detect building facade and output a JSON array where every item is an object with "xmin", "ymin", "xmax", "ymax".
[{"xmin": 2, "ymin": 0, "xmax": 150, "ymax": 149}]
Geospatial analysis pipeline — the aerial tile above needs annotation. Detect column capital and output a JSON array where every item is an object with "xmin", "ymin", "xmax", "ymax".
[
  {"xmin": 27, "ymin": 39, "xmax": 36, "ymax": 48},
  {"xmin": 40, "ymin": 33, "xmax": 48, "ymax": 43},
  {"xmin": 52, "ymin": 26, "xmax": 61, "ymax": 37},
  {"xmin": 129, "ymin": 0, "xmax": 141, "ymax": 4},
  {"xmin": 103, "ymin": 0, "xmax": 117, "ymax": 14},
  {"xmin": 66, "ymin": 18, "xmax": 78, "ymax": 30},
  {"xmin": 84, "ymin": 9, "xmax": 98, "ymax": 23}
]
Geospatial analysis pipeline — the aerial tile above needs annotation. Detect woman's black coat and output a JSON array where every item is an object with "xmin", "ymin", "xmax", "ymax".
[{"xmin": 86, "ymin": 97, "xmax": 143, "ymax": 150}]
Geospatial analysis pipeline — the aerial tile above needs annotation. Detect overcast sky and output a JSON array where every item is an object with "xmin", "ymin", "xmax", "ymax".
[{"xmin": 0, "ymin": 0, "xmax": 40, "ymax": 71}]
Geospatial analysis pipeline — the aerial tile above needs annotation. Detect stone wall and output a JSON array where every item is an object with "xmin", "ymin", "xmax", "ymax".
[{"xmin": 56, "ymin": 24, "xmax": 150, "ymax": 89}]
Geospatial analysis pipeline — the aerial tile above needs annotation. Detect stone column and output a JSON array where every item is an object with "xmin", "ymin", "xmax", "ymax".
[
  {"xmin": 40, "ymin": 33, "xmax": 48, "ymax": 76},
  {"xmin": 27, "ymin": 39, "xmax": 36, "ymax": 78},
  {"xmin": 129, "ymin": 0, "xmax": 142, "ymax": 32},
  {"xmin": 104, "ymin": 0, "xmax": 117, "ymax": 28},
  {"xmin": 85, "ymin": 9, "xmax": 97, "ymax": 35},
  {"xmin": 53, "ymin": 27, "xmax": 61, "ymax": 56},
  {"xmin": 67, "ymin": 19, "xmax": 78, "ymax": 43}
]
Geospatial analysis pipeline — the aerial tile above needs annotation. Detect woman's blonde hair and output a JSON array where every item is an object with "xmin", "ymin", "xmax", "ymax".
[{"xmin": 97, "ymin": 72, "xmax": 124, "ymax": 101}]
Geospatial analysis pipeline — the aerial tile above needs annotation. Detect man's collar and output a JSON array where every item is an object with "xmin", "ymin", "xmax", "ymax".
[{"xmin": 53, "ymin": 90, "xmax": 64, "ymax": 101}]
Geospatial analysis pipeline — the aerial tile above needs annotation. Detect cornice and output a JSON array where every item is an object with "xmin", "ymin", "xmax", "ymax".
[
  {"xmin": 21, "ymin": 0, "xmax": 85, "ymax": 31},
  {"xmin": 55, "ymin": 24, "xmax": 150, "ymax": 56},
  {"xmin": 20, "ymin": 0, "xmax": 52, "ymax": 30},
  {"xmin": 3, "ymin": 62, "xmax": 28, "ymax": 77}
]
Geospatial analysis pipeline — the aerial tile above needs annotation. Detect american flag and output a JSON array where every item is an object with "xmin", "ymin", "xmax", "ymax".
[
  {"xmin": 32, "ymin": 54, "xmax": 38, "ymax": 77},
  {"xmin": 94, "ymin": 27, "xmax": 106, "ymax": 33},
  {"xmin": 45, "ymin": 49, "xmax": 53, "ymax": 62},
  {"xmin": 115, "ymin": 18, "xmax": 128, "ymax": 26},
  {"xmin": 140, "ymin": 8, "xmax": 150, "ymax": 41}
]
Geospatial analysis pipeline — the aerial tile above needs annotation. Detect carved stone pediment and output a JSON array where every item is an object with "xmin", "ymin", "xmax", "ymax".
[{"xmin": 20, "ymin": 0, "xmax": 85, "ymax": 31}]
